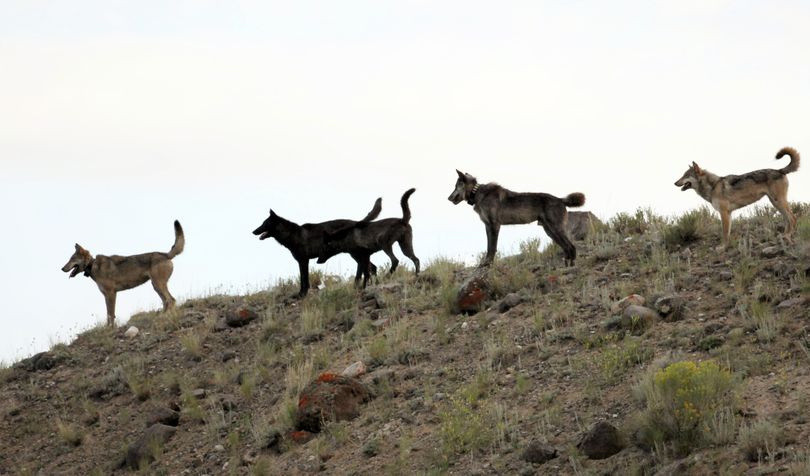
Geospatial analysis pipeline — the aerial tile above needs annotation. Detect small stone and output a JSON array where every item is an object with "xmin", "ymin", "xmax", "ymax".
[
  {"xmin": 124, "ymin": 326, "xmax": 139, "ymax": 338},
  {"xmin": 124, "ymin": 424, "xmax": 177, "ymax": 469},
  {"xmin": 225, "ymin": 308, "xmax": 259, "ymax": 328},
  {"xmin": 191, "ymin": 389, "xmax": 207, "ymax": 399},
  {"xmin": 214, "ymin": 444, "xmax": 225, "ymax": 452},
  {"xmin": 654, "ymin": 295, "xmax": 686, "ymax": 321},
  {"xmin": 577, "ymin": 421, "xmax": 624, "ymax": 460},
  {"xmin": 221, "ymin": 350, "xmax": 237, "ymax": 362},
  {"xmin": 761, "ymin": 246, "xmax": 782, "ymax": 258},
  {"xmin": 497, "ymin": 293, "xmax": 523, "ymax": 313},
  {"xmin": 601, "ymin": 316, "xmax": 623, "ymax": 331},
  {"xmin": 777, "ymin": 297, "xmax": 806, "ymax": 308},
  {"xmin": 341, "ymin": 361, "xmax": 368, "ymax": 378},
  {"xmin": 218, "ymin": 395, "xmax": 238, "ymax": 412},
  {"xmin": 145, "ymin": 407, "xmax": 180, "ymax": 427},
  {"xmin": 371, "ymin": 318, "xmax": 390, "ymax": 328},
  {"xmin": 521, "ymin": 440, "xmax": 558, "ymax": 464},
  {"xmin": 610, "ymin": 294, "xmax": 645, "ymax": 314}
]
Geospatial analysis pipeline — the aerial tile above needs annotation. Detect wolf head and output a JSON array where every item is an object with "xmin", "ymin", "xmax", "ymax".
[
  {"xmin": 62, "ymin": 244, "xmax": 93, "ymax": 278},
  {"xmin": 252, "ymin": 209, "xmax": 280, "ymax": 240},
  {"xmin": 674, "ymin": 162, "xmax": 704, "ymax": 192},
  {"xmin": 448, "ymin": 170, "xmax": 478, "ymax": 205}
]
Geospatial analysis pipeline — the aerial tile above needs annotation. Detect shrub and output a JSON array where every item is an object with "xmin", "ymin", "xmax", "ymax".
[
  {"xmin": 56, "ymin": 419, "xmax": 83, "ymax": 447},
  {"xmin": 611, "ymin": 208, "xmax": 649, "ymax": 235},
  {"xmin": 633, "ymin": 360, "xmax": 739, "ymax": 455},
  {"xmin": 738, "ymin": 419, "xmax": 784, "ymax": 462},
  {"xmin": 663, "ymin": 209, "xmax": 707, "ymax": 250},
  {"xmin": 797, "ymin": 216, "xmax": 810, "ymax": 242}
]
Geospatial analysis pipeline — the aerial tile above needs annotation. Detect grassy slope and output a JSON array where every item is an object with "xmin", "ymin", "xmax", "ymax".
[{"xmin": 1, "ymin": 205, "xmax": 810, "ymax": 475}]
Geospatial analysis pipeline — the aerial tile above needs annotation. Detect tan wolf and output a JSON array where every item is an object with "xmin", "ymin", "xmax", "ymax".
[
  {"xmin": 61, "ymin": 220, "xmax": 185, "ymax": 326},
  {"xmin": 674, "ymin": 147, "xmax": 799, "ymax": 246}
]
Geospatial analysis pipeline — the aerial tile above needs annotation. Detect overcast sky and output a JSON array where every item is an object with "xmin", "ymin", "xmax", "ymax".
[{"xmin": 1, "ymin": 1, "xmax": 808, "ymax": 363}]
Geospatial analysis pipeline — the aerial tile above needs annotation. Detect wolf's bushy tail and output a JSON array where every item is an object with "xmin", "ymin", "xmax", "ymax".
[
  {"xmin": 562, "ymin": 192, "xmax": 585, "ymax": 208},
  {"xmin": 776, "ymin": 147, "xmax": 800, "ymax": 174},
  {"xmin": 401, "ymin": 188, "xmax": 416, "ymax": 223},
  {"xmin": 360, "ymin": 198, "xmax": 383, "ymax": 223},
  {"xmin": 167, "ymin": 220, "xmax": 185, "ymax": 258}
]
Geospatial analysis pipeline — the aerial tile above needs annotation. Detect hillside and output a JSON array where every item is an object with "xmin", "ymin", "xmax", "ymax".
[{"xmin": 1, "ymin": 205, "xmax": 809, "ymax": 476}]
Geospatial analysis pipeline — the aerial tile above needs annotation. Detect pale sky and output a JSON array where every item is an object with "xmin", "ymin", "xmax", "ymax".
[{"xmin": 1, "ymin": 1, "xmax": 808, "ymax": 363}]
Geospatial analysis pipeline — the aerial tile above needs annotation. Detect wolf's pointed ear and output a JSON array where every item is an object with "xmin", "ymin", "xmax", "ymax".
[
  {"xmin": 74, "ymin": 243, "xmax": 82, "ymax": 251},
  {"xmin": 269, "ymin": 209, "xmax": 276, "ymax": 217},
  {"xmin": 456, "ymin": 169, "xmax": 465, "ymax": 180},
  {"xmin": 691, "ymin": 162, "xmax": 703, "ymax": 174}
]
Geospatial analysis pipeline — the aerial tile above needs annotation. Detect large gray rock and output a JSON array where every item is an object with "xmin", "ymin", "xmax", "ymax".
[
  {"xmin": 621, "ymin": 305, "xmax": 659, "ymax": 334},
  {"xmin": 566, "ymin": 211, "xmax": 603, "ymax": 241}
]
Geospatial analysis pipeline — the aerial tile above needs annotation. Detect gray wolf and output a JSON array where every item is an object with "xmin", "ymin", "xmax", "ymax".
[
  {"xmin": 252, "ymin": 198, "xmax": 382, "ymax": 297},
  {"xmin": 674, "ymin": 147, "xmax": 800, "ymax": 246},
  {"xmin": 61, "ymin": 220, "xmax": 185, "ymax": 326},
  {"xmin": 317, "ymin": 188, "xmax": 420, "ymax": 287},
  {"xmin": 448, "ymin": 170, "xmax": 585, "ymax": 266}
]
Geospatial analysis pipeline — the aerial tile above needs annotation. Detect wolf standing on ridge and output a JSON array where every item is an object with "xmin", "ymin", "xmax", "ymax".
[
  {"xmin": 317, "ymin": 188, "xmax": 420, "ymax": 288},
  {"xmin": 674, "ymin": 147, "xmax": 799, "ymax": 247},
  {"xmin": 61, "ymin": 220, "xmax": 185, "ymax": 326},
  {"xmin": 252, "ymin": 198, "xmax": 382, "ymax": 297},
  {"xmin": 448, "ymin": 170, "xmax": 585, "ymax": 266}
]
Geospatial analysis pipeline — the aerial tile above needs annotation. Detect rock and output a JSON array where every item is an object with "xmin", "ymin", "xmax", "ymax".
[
  {"xmin": 124, "ymin": 424, "xmax": 177, "ymax": 469},
  {"xmin": 577, "ymin": 421, "xmax": 624, "ymax": 460},
  {"xmin": 220, "ymin": 350, "xmax": 237, "ymax": 362},
  {"xmin": 455, "ymin": 272, "xmax": 490, "ymax": 314},
  {"xmin": 620, "ymin": 305, "xmax": 659, "ymax": 334},
  {"xmin": 601, "ymin": 316, "xmax": 623, "ymax": 331},
  {"xmin": 145, "ymin": 407, "xmax": 180, "ymax": 427},
  {"xmin": 124, "ymin": 326, "xmax": 140, "ymax": 338},
  {"xmin": 777, "ymin": 297, "xmax": 806, "ymax": 309},
  {"xmin": 341, "ymin": 361, "xmax": 367, "ymax": 378},
  {"xmin": 14, "ymin": 351, "xmax": 64, "ymax": 372},
  {"xmin": 371, "ymin": 317, "xmax": 390, "ymax": 328},
  {"xmin": 225, "ymin": 308, "xmax": 259, "ymax": 328},
  {"xmin": 761, "ymin": 246, "xmax": 782, "ymax": 258},
  {"xmin": 191, "ymin": 388, "xmax": 207, "ymax": 399},
  {"xmin": 497, "ymin": 293, "xmax": 523, "ymax": 313},
  {"xmin": 214, "ymin": 444, "xmax": 225, "ymax": 452},
  {"xmin": 295, "ymin": 373, "xmax": 372, "ymax": 433},
  {"xmin": 610, "ymin": 294, "xmax": 645, "ymax": 314},
  {"xmin": 566, "ymin": 211, "xmax": 603, "ymax": 241},
  {"xmin": 288, "ymin": 430, "xmax": 316, "ymax": 444},
  {"xmin": 654, "ymin": 295, "xmax": 686, "ymax": 321},
  {"xmin": 719, "ymin": 270, "xmax": 733, "ymax": 281},
  {"xmin": 218, "ymin": 394, "xmax": 238, "ymax": 412},
  {"xmin": 361, "ymin": 290, "xmax": 383, "ymax": 310},
  {"xmin": 521, "ymin": 440, "xmax": 558, "ymax": 464}
]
